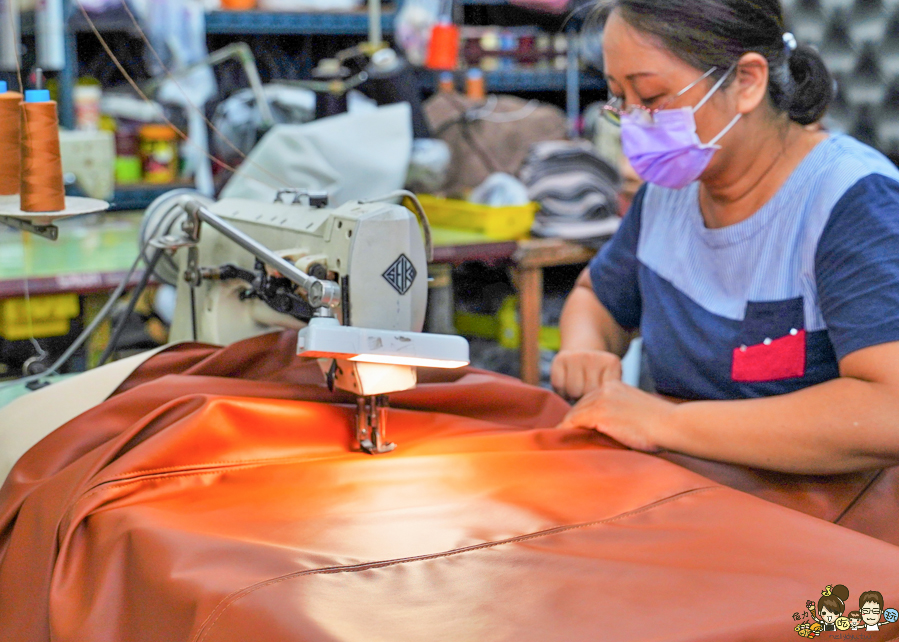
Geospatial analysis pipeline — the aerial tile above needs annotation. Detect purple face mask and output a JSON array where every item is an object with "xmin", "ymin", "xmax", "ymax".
[{"xmin": 620, "ymin": 67, "xmax": 741, "ymax": 190}]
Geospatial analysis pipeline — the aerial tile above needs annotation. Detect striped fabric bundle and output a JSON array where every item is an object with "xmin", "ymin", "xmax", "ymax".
[{"xmin": 520, "ymin": 140, "xmax": 622, "ymax": 241}]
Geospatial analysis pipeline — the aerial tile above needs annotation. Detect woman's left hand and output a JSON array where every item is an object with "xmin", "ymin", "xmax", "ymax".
[{"xmin": 556, "ymin": 381, "xmax": 678, "ymax": 452}]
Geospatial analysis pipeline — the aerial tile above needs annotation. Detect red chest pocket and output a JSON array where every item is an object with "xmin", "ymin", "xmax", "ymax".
[
  {"xmin": 731, "ymin": 298, "xmax": 807, "ymax": 383},
  {"xmin": 732, "ymin": 330, "xmax": 806, "ymax": 382}
]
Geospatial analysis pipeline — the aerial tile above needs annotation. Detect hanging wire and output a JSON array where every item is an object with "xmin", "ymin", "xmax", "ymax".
[
  {"xmin": 117, "ymin": 0, "xmax": 289, "ymax": 189},
  {"xmin": 0, "ymin": 202, "xmax": 182, "ymax": 392},
  {"xmin": 74, "ymin": 0, "xmax": 283, "ymax": 188},
  {"xmin": 19, "ymin": 232, "xmax": 49, "ymax": 364},
  {"xmin": 561, "ymin": 1, "xmax": 600, "ymax": 35},
  {"xmin": 0, "ymin": 242, "xmax": 145, "ymax": 391},
  {"xmin": 97, "ymin": 247, "xmax": 162, "ymax": 366},
  {"xmin": 0, "ymin": 3, "xmax": 298, "ymax": 390}
]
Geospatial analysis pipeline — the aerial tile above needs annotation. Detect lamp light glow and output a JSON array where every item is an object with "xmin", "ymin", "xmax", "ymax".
[{"xmin": 348, "ymin": 354, "xmax": 469, "ymax": 369}]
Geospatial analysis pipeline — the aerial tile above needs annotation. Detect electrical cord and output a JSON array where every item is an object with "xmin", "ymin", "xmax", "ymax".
[
  {"xmin": 0, "ymin": 248, "xmax": 146, "ymax": 392},
  {"xmin": 97, "ymin": 248, "xmax": 164, "ymax": 367},
  {"xmin": 138, "ymin": 191, "xmax": 192, "ymax": 284},
  {"xmin": 361, "ymin": 190, "xmax": 433, "ymax": 262},
  {"xmin": 0, "ymin": 211, "xmax": 175, "ymax": 392}
]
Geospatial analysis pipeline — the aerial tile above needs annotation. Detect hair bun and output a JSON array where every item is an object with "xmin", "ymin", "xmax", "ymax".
[
  {"xmin": 788, "ymin": 43, "xmax": 835, "ymax": 126},
  {"xmin": 832, "ymin": 584, "xmax": 850, "ymax": 603}
]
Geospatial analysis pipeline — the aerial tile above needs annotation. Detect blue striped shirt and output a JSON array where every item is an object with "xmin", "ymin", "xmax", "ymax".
[{"xmin": 589, "ymin": 134, "xmax": 899, "ymax": 400}]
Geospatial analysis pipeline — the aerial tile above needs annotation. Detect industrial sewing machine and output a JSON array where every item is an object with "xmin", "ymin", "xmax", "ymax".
[{"xmin": 140, "ymin": 189, "xmax": 469, "ymax": 454}]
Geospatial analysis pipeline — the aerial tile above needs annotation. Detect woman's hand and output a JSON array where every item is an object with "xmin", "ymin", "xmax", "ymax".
[
  {"xmin": 556, "ymin": 381, "xmax": 677, "ymax": 453},
  {"xmin": 550, "ymin": 349, "xmax": 622, "ymax": 400}
]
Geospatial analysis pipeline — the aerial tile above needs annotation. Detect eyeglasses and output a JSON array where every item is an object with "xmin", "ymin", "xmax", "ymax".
[
  {"xmin": 602, "ymin": 66, "xmax": 719, "ymax": 127},
  {"xmin": 862, "ymin": 608, "xmax": 882, "ymax": 615}
]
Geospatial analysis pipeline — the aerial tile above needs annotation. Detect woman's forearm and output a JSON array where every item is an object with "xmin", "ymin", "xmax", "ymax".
[
  {"xmin": 559, "ymin": 272, "xmax": 631, "ymax": 357},
  {"xmin": 664, "ymin": 378, "xmax": 899, "ymax": 474}
]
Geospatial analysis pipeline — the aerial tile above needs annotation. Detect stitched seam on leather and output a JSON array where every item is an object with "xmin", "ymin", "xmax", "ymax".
[
  {"xmin": 90, "ymin": 455, "xmax": 339, "ymax": 486},
  {"xmin": 79, "ymin": 444, "xmax": 581, "ymax": 501},
  {"xmin": 193, "ymin": 485, "xmax": 720, "ymax": 642},
  {"xmin": 834, "ymin": 469, "xmax": 883, "ymax": 525},
  {"xmin": 76, "ymin": 456, "xmax": 341, "ymax": 504}
]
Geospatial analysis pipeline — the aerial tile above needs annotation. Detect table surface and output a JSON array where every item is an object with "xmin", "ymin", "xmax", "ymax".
[
  {"xmin": 0, "ymin": 213, "xmax": 143, "ymax": 298},
  {"xmin": 0, "ymin": 375, "xmax": 76, "ymax": 411}
]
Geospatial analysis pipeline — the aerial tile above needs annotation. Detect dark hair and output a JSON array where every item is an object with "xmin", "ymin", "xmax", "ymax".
[
  {"xmin": 818, "ymin": 584, "xmax": 850, "ymax": 616},
  {"xmin": 590, "ymin": 0, "xmax": 834, "ymax": 125},
  {"xmin": 849, "ymin": 611, "xmax": 861, "ymax": 620},
  {"xmin": 859, "ymin": 590, "xmax": 884, "ymax": 611}
]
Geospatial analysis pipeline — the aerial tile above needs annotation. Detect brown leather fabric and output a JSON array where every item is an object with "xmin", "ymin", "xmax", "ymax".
[
  {"xmin": 2, "ymin": 332, "xmax": 899, "ymax": 642},
  {"xmin": 658, "ymin": 454, "xmax": 899, "ymax": 547},
  {"xmin": 424, "ymin": 92, "xmax": 568, "ymax": 197}
]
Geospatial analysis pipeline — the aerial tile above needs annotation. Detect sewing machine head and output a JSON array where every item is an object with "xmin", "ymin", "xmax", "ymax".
[{"xmin": 143, "ymin": 189, "xmax": 469, "ymax": 453}]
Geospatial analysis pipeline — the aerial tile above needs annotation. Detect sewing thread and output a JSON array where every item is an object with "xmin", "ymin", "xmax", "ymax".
[
  {"xmin": 0, "ymin": 88, "xmax": 22, "ymax": 195},
  {"xmin": 20, "ymin": 95, "xmax": 65, "ymax": 212}
]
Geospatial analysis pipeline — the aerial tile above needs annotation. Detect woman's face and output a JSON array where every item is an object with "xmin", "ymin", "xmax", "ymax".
[
  {"xmin": 602, "ymin": 9, "xmax": 741, "ymax": 176},
  {"xmin": 820, "ymin": 607, "xmax": 838, "ymax": 623}
]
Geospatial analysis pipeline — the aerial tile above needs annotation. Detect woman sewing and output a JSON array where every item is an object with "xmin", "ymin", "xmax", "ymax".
[{"xmin": 553, "ymin": 0, "xmax": 899, "ymax": 475}]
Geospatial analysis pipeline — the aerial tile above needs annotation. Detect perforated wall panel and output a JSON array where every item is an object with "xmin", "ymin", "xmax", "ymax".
[{"xmin": 783, "ymin": 0, "xmax": 899, "ymax": 156}]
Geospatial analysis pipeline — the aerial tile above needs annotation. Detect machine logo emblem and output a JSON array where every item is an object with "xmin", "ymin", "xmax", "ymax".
[{"xmin": 383, "ymin": 254, "xmax": 417, "ymax": 295}]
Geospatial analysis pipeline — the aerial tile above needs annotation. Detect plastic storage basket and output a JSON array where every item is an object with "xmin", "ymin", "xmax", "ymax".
[{"xmin": 417, "ymin": 195, "xmax": 538, "ymax": 240}]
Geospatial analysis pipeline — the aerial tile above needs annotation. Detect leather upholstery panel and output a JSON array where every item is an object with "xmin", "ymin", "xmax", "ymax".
[{"xmin": 1, "ymin": 332, "xmax": 897, "ymax": 642}]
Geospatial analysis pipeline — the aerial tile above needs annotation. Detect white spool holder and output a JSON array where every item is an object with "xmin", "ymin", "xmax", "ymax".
[
  {"xmin": 0, "ymin": 195, "xmax": 110, "ymax": 240},
  {"xmin": 35, "ymin": 0, "xmax": 66, "ymax": 71},
  {"xmin": 0, "ymin": 0, "xmax": 21, "ymax": 72}
]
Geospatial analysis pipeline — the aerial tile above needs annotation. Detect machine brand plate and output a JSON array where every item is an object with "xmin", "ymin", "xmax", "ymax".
[{"xmin": 382, "ymin": 254, "xmax": 417, "ymax": 295}]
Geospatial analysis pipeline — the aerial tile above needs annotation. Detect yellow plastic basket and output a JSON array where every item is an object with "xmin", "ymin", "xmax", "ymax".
[
  {"xmin": 417, "ymin": 195, "xmax": 538, "ymax": 240},
  {"xmin": 0, "ymin": 294, "xmax": 80, "ymax": 341}
]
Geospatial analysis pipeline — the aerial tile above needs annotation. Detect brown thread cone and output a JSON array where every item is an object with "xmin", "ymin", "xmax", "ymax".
[
  {"xmin": 21, "ymin": 100, "xmax": 66, "ymax": 212},
  {"xmin": 0, "ymin": 92, "xmax": 23, "ymax": 196}
]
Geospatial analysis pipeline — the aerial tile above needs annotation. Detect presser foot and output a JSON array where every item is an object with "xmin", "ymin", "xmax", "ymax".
[{"xmin": 355, "ymin": 395, "xmax": 396, "ymax": 455}]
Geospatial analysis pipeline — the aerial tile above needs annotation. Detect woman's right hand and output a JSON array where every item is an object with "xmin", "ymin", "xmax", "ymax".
[{"xmin": 550, "ymin": 349, "xmax": 622, "ymax": 401}]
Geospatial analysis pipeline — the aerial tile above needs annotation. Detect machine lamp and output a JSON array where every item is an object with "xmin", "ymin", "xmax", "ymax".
[{"xmin": 297, "ymin": 317, "xmax": 470, "ymax": 369}]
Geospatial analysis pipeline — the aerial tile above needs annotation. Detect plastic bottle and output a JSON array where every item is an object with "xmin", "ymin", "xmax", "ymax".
[{"xmin": 139, "ymin": 124, "xmax": 179, "ymax": 184}]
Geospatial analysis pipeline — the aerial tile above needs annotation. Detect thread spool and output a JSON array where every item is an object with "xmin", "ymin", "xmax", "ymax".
[
  {"xmin": 465, "ymin": 69, "xmax": 486, "ymax": 101},
  {"xmin": 438, "ymin": 72, "xmax": 455, "ymax": 93},
  {"xmin": 425, "ymin": 18, "xmax": 460, "ymax": 71},
  {"xmin": 0, "ymin": 80, "xmax": 23, "ymax": 196},
  {"xmin": 20, "ymin": 89, "xmax": 66, "ymax": 213}
]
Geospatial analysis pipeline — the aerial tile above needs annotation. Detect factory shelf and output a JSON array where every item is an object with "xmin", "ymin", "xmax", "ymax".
[
  {"xmin": 205, "ymin": 10, "xmax": 395, "ymax": 35},
  {"xmin": 20, "ymin": 9, "xmax": 137, "ymax": 35},
  {"xmin": 486, "ymin": 68, "xmax": 604, "ymax": 92},
  {"xmin": 420, "ymin": 68, "xmax": 605, "ymax": 92},
  {"xmin": 21, "ymin": 8, "xmax": 394, "ymax": 36}
]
